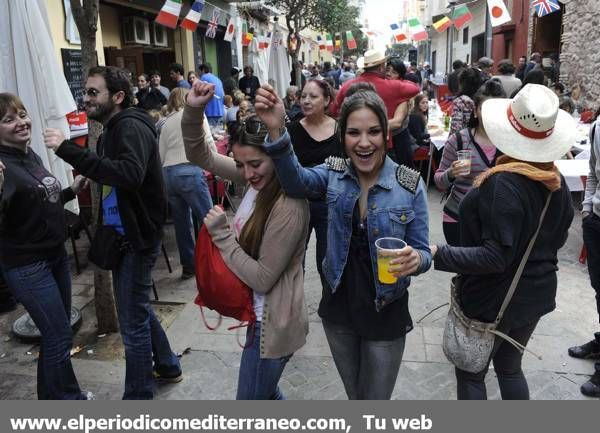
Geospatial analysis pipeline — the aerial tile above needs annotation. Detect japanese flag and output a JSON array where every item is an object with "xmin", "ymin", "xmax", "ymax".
[
  {"xmin": 224, "ymin": 17, "xmax": 235, "ymax": 42},
  {"xmin": 487, "ymin": 0, "xmax": 511, "ymax": 27}
]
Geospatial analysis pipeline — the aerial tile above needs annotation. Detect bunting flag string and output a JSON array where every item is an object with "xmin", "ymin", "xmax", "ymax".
[
  {"xmin": 155, "ymin": 0, "xmax": 182, "ymax": 29},
  {"xmin": 531, "ymin": 0, "xmax": 560, "ymax": 17},
  {"xmin": 346, "ymin": 31, "xmax": 357, "ymax": 50},
  {"xmin": 156, "ymin": 0, "xmax": 232, "ymax": 30},
  {"xmin": 487, "ymin": 0, "xmax": 511, "ymax": 27},
  {"xmin": 451, "ymin": 4, "xmax": 473, "ymax": 30},
  {"xmin": 408, "ymin": 17, "xmax": 428, "ymax": 42},
  {"xmin": 223, "ymin": 16, "xmax": 235, "ymax": 42},
  {"xmin": 180, "ymin": 0, "xmax": 205, "ymax": 31},
  {"xmin": 432, "ymin": 15, "xmax": 452, "ymax": 33},
  {"xmin": 205, "ymin": 9, "xmax": 220, "ymax": 38},
  {"xmin": 390, "ymin": 23, "xmax": 408, "ymax": 43}
]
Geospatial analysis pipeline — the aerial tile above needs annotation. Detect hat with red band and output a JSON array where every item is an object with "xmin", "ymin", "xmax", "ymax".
[{"xmin": 481, "ymin": 84, "xmax": 576, "ymax": 163}]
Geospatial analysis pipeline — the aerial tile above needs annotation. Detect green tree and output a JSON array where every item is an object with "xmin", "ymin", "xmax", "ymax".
[
  {"xmin": 267, "ymin": 0, "xmax": 359, "ymax": 85},
  {"xmin": 69, "ymin": 0, "xmax": 119, "ymax": 335}
]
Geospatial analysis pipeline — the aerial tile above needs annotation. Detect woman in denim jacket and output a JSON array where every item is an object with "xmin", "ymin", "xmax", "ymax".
[{"xmin": 254, "ymin": 85, "xmax": 432, "ymax": 399}]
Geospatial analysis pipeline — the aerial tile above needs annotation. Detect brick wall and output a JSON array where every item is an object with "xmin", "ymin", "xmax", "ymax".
[{"xmin": 560, "ymin": 0, "xmax": 600, "ymax": 110}]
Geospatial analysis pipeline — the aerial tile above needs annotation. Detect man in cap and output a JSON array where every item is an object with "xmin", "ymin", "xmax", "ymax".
[
  {"xmin": 330, "ymin": 49, "xmax": 420, "ymax": 120},
  {"xmin": 477, "ymin": 56, "xmax": 494, "ymax": 82}
]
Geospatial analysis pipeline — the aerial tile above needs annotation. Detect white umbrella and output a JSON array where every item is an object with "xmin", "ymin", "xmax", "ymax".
[{"xmin": 0, "ymin": 0, "xmax": 78, "ymax": 212}]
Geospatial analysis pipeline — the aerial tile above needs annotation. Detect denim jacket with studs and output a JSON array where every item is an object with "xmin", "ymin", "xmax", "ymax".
[{"xmin": 263, "ymin": 131, "xmax": 432, "ymax": 312}]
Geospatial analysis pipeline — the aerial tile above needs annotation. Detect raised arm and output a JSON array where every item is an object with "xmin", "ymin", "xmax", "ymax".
[
  {"xmin": 389, "ymin": 102, "xmax": 409, "ymax": 131},
  {"xmin": 254, "ymin": 84, "xmax": 329, "ymax": 199},
  {"xmin": 181, "ymin": 81, "xmax": 244, "ymax": 184}
]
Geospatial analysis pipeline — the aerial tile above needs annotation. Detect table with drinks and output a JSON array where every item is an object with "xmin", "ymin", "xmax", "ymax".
[
  {"xmin": 425, "ymin": 102, "xmax": 450, "ymax": 188},
  {"xmin": 556, "ymin": 122, "xmax": 592, "ymax": 192}
]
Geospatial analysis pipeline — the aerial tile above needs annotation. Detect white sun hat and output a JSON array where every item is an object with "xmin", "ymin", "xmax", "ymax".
[
  {"xmin": 481, "ymin": 84, "xmax": 577, "ymax": 163},
  {"xmin": 356, "ymin": 49, "xmax": 388, "ymax": 70}
]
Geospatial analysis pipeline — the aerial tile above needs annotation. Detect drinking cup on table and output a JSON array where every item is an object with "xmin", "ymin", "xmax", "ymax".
[
  {"xmin": 456, "ymin": 150, "xmax": 472, "ymax": 176},
  {"xmin": 375, "ymin": 237, "xmax": 407, "ymax": 284}
]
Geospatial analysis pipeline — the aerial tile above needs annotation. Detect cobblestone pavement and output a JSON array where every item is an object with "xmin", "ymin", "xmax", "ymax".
[{"xmin": 0, "ymin": 189, "xmax": 597, "ymax": 400}]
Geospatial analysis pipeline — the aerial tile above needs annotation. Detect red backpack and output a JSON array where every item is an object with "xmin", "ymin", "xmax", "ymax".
[{"xmin": 194, "ymin": 226, "xmax": 256, "ymax": 332}]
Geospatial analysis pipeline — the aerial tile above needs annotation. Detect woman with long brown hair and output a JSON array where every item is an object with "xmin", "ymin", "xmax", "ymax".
[{"xmin": 181, "ymin": 81, "xmax": 309, "ymax": 400}]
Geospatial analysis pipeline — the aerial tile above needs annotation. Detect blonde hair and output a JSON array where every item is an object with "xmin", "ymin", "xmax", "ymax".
[
  {"xmin": 147, "ymin": 109, "xmax": 162, "ymax": 123},
  {"xmin": 166, "ymin": 88, "xmax": 189, "ymax": 114}
]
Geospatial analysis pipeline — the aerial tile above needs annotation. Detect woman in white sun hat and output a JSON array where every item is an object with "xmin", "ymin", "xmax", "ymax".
[{"xmin": 430, "ymin": 84, "xmax": 576, "ymax": 399}]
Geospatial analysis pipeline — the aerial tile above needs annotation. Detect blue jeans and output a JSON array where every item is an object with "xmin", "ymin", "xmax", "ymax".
[
  {"xmin": 164, "ymin": 164, "xmax": 213, "ymax": 271},
  {"xmin": 236, "ymin": 322, "xmax": 292, "ymax": 400},
  {"xmin": 112, "ymin": 242, "xmax": 181, "ymax": 399},
  {"xmin": 322, "ymin": 319, "xmax": 406, "ymax": 400},
  {"xmin": 2, "ymin": 252, "xmax": 85, "ymax": 400}
]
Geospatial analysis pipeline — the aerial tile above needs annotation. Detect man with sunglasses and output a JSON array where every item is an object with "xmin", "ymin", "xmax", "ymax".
[{"xmin": 43, "ymin": 66, "xmax": 182, "ymax": 400}]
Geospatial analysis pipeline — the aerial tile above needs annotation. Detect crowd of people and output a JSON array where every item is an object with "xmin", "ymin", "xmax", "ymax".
[{"xmin": 0, "ymin": 46, "xmax": 599, "ymax": 401}]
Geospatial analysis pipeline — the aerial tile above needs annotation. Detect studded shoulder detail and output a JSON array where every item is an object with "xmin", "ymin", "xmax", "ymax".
[
  {"xmin": 325, "ymin": 156, "xmax": 347, "ymax": 172},
  {"xmin": 395, "ymin": 165, "xmax": 420, "ymax": 194}
]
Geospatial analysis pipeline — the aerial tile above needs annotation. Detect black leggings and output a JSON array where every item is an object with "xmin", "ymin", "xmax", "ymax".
[{"xmin": 455, "ymin": 320, "xmax": 539, "ymax": 400}]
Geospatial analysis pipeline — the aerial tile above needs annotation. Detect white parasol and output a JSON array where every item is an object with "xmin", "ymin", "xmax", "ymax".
[{"xmin": 0, "ymin": 0, "xmax": 78, "ymax": 212}]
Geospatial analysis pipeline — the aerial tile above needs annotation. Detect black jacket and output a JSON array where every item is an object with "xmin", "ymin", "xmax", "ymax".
[
  {"xmin": 56, "ymin": 108, "xmax": 167, "ymax": 251},
  {"xmin": 0, "ymin": 145, "xmax": 75, "ymax": 268},
  {"xmin": 434, "ymin": 173, "xmax": 574, "ymax": 327},
  {"xmin": 136, "ymin": 88, "xmax": 167, "ymax": 111}
]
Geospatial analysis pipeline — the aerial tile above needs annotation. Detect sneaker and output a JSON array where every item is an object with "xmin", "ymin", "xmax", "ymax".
[
  {"xmin": 153, "ymin": 370, "xmax": 183, "ymax": 384},
  {"xmin": 580, "ymin": 369, "xmax": 600, "ymax": 398},
  {"xmin": 568, "ymin": 332, "xmax": 600, "ymax": 359},
  {"xmin": 84, "ymin": 391, "xmax": 96, "ymax": 400}
]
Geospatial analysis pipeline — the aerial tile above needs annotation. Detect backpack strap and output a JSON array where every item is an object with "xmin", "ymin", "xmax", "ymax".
[
  {"xmin": 325, "ymin": 156, "xmax": 347, "ymax": 172},
  {"xmin": 396, "ymin": 165, "xmax": 421, "ymax": 194}
]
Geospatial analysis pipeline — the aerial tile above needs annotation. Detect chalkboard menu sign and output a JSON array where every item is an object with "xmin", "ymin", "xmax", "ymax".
[{"xmin": 61, "ymin": 48, "xmax": 85, "ymax": 109}]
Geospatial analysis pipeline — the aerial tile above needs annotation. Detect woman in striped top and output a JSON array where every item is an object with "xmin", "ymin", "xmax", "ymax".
[
  {"xmin": 434, "ymin": 80, "xmax": 506, "ymax": 245},
  {"xmin": 449, "ymin": 67, "xmax": 483, "ymax": 135}
]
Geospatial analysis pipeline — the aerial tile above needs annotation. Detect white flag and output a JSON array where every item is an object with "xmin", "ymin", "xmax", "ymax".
[
  {"xmin": 223, "ymin": 17, "xmax": 235, "ymax": 42},
  {"xmin": 487, "ymin": 0, "xmax": 511, "ymax": 27}
]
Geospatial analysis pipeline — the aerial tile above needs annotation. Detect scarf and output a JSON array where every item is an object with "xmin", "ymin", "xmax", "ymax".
[{"xmin": 474, "ymin": 155, "xmax": 561, "ymax": 192}]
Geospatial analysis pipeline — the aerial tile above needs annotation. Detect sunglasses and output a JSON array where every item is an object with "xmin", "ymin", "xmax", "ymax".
[
  {"xmin": 84, "ymin": 88, "xmax": 102, "ymax": 97},
  {"xmin": 241, "ymin": 118, "xmax": 263, "ymax": 135}
]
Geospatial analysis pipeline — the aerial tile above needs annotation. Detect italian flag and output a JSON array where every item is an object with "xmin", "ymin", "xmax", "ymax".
[
  {"xmin": 317, "ymin": 35, "xmax": 325, "ymax": 51},
  {"xmin": 155, "ymin": 0, "xmax": 182, "ymax": 29},
  {"xmin": 452, "ymin": 4, "xmax": 473, "ymax": 30},
  {"xmin": 432, "ymin": 16, "xmax": 452, "ymax": 33},
  {"xmin": 180, "ymin": 0, "xmax": 205, "ymax": 32},
  {"xmin": 326, "ymin": 33, "xmax": 334, "ymax": 52},
  {"xmin": 408, "ymin": 17, "xmax": 428, "ymax": 42},
  {"xmin": 346, "ymin": 31, "xmax": 357, "ymax": 50}
]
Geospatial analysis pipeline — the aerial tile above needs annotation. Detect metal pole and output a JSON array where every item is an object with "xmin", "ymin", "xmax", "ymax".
[{"xmin": 485, "ymin": 2, "xmax": 493, "ymax": 57}]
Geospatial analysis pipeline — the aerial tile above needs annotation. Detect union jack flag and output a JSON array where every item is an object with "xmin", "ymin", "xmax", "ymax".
[
  {"xmin": 531, "ymin": 0, "xmax": 560, "ymax": 17},
  {"xmin": 205, "ymin": 9, "xmax": 220, "ymax": 38}
]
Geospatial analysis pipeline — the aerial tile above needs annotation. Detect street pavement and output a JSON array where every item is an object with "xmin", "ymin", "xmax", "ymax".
[{"xmin": 0, "ymin": 188, "xmax": 597, "ymax": 400}]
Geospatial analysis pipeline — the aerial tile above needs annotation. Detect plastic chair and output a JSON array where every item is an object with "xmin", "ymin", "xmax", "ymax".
[{"xmin": 413, "ymin": 145, "xmax": 437, "ymax": 188}]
